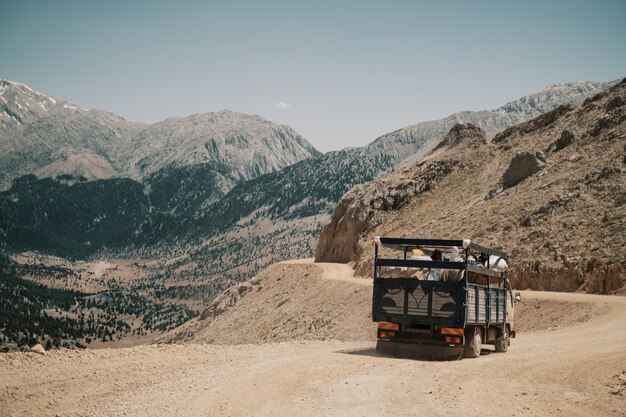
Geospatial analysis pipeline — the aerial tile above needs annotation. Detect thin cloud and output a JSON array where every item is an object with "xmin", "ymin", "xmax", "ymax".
[{"xmin": 274, "ymin": 101, "xmax": 292, "ymax": 109}]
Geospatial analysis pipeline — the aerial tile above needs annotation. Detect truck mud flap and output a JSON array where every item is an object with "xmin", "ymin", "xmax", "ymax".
[{"xmin": 376, "ymin": 340, "xmax": 463, "ymax": 361}]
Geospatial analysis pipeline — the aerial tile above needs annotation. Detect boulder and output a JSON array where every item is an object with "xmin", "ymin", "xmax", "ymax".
[
  {"xmin": 546, "ymin": 129, "xmax": 575, "ymax": 154},
  {"xmin": 30, "ymin": 343, "xmax": 46, "ymax": 355},
  {"xmin": 502, "ymin": 151, "xmax": 547, "ymax": 188},
  {"xmin": 606, "ymin": 96, "xmax": 624, "ymax": 112}
]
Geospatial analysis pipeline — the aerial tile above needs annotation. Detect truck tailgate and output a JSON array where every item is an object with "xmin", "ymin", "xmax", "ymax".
[{"xmin": 372, "ymin": 279, "xmax": 465, "ymax": 327}]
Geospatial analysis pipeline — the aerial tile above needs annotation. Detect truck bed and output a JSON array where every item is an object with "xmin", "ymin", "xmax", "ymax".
[{"xmin": 372, "ymin": 278, "xmax": 506, "ymax": 327}]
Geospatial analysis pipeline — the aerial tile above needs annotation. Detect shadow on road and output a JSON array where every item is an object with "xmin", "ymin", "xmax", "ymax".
[
  {"xmin": 336, "ymin": 346, "xmax": 493, "ymax": 361},
  {"xmin": 335, "ymin": 347, "xmax": 383, "ymax": 358}
]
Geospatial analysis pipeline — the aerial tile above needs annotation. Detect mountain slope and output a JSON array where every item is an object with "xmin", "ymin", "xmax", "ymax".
[
  {"xmin": 316, "ymin": 78, "xmax": 626, "ymax": 294},
  {"xmin": 0, "ymin": 80, "xmax": 145, "ymax": 189},
  {"xmin": 162, "ymin": 261, "xmax": 375, "ymax": 345},
  {"xmin": 123, "ymin": 110, "xmax": 320, "ymax": 181},
  {"xmin": 0, "ymin": 175, "xmax": 150, "ymax": 255},
  {"xmin": 359, "ymin": 80, "xmax": 617, "ymax": 165},
  {"xmin": 197, "ymin": 80, "xmax": 618, "ymax": 233},
  {"xmin": 159, "ymin": 79, "xmax": 618, "ymax": 288}
]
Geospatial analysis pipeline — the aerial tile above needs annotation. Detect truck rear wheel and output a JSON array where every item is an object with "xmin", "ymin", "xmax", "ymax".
[
  {"xmin": 463, "ymin": 326, "xmax": 481, "ymax": 358},
  {"xmin": 495, "ymin": 326, "xmax": 509, "ymax": 353}
]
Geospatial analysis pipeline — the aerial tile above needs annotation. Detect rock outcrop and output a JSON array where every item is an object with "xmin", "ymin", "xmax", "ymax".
[
  {"xmin": 314, "ymin": 190, "xmax": 370, "ymax": 263},
  {"xmin": 502, "ymin": 151, "xmax": 547, "ymax": 188},
  {"xmin": 315, "ymin": 158, "xmax": 460, "ymax": 263},
  {"xmin": 546, "ymin": 129, "xmax": 575, "ymax": 155},
  {"xmin": 433, "ymin": 123, "xmax": 487, "ymax": 151}
]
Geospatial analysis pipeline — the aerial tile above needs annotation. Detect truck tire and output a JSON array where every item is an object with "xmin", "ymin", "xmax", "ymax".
[
  {"xmin": 495, "ymin": 326, "xmax": 509, "ymax": 353},
  {"xmin": 463, "ymin": 326, "xmax": 481, "ymax": 358}
]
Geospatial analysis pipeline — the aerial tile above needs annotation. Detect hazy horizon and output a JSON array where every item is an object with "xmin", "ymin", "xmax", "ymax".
[{"xmin": 1, "ymin": 0, "xmax": 625, "ymax": 152}]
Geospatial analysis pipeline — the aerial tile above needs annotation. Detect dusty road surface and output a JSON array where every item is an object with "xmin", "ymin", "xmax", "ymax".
[{"xmin": 2, "ymin": 262, "xmax": 625, "ymax": 417}]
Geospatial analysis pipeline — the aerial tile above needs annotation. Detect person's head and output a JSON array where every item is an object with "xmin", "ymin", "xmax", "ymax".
[{"xmin": 432, "ymin": 249, "xmax": 443, "ymax": 261}]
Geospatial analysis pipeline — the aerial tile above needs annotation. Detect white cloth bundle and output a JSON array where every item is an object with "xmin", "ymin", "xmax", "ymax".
[{"xmin": 486, "ymin": 255, "xmax": 508, "ymax": 271}]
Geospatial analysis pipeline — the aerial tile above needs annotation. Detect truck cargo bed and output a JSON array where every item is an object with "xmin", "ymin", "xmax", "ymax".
[{"xmin": 373, "ymin": 279, "xmax": 506, "ymax": 327}]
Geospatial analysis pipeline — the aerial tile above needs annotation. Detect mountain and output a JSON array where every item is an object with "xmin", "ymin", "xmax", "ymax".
[
  {"xmin": 128, "ymin": 111, "xmax": 322, "ymax": 215},
  {"xmin": 358, "ymin": 80, "xmax": 618, "ymax": 166},
  {"xmin": 205, "ymin": 80, "xmax": 619, "ymax": 231},
  {"xmin": 0, "ymin": 80, "xmax": 145, "ymax": 189},
  {"xmin": 123, "ymin": 110, "xmax": 320, "ymax": 181},
  {"xmin": 160, "ymin": 80, "xmax": 619, "ymax": 287},
  {"xmin": 316, "ymin": 78, "xmax": 626, "ymax": 294},
  {"xmin": 0, "ymin": 80, "xmax": 320, "ymax": 190}
]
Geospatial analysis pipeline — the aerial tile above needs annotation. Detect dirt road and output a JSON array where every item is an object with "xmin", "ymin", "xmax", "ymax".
[{"xmin": 2, "ymin": 262, "xmax": 625, "ymax": 417}]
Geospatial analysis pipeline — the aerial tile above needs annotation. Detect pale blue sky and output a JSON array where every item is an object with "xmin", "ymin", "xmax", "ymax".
[{"xmin": 1, "ymin": 0, "xmax": 625, "ymax": 151}]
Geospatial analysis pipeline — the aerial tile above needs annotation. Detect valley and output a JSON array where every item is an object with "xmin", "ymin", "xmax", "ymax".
[{"xmin": 0, "ymin": 253, "xmax": 197, "ymax": 351}]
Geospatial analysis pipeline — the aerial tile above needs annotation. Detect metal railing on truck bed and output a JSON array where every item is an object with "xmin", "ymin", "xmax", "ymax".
[{"xmin": 372, "ymin": 237, "xmax": 508, "ymax": 329}]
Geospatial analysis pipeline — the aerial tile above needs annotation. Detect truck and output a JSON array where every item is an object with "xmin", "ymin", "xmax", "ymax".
[{"xmin": 372, "ymin": 237, "xmax": 519, "ymax": 360}]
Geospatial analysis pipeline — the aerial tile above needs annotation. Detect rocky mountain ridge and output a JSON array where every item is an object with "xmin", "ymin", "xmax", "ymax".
[
  {"xmin": 0, "ymin": 80, "xmax": 320, "ymax": 190},
  {"xmin": 359, "ymin": 80, "xmax": 617, "ymax": 166},
  {"xmin": 123, "ymin": 110, "xmax": 319, "ymax": 181},
  {"xmin": 316, "ymin": 78, "xmax": 626, "ymax": 294},
  {"xmin": 0, "ymin": 80, "xmax": 145, "ymax": 188}
]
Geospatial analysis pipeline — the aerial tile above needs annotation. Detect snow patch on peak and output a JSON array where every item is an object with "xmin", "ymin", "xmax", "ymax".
[
  {"xmin": 62, "ymin": 103, "xmax": 89, "ymax": 112},
  {"xmin": 1, "ymin": 79, "xmax": 36, "ymax": 93}
]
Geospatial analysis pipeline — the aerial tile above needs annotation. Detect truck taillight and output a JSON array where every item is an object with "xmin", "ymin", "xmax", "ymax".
[
  {"xmin": 445, "ymin": 336, "xmax": 462, "ymax": 344},
  {"xmin": 378, "ymin": 331, "xmax": 396, "ymax": 340},
  {"xmin": 378, "ymin": 322, "xmax": 399, "ymax": 331}
]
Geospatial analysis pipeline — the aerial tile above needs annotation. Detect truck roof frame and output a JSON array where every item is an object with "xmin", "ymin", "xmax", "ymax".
[{"xmin": 376, "ymin": 237, "xmax": 508, "ymax": 259}]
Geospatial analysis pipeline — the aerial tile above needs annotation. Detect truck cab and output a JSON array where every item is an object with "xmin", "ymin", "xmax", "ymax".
[{"xmin": 372, "ymin": 237, "xmax": 517, "ymax": 360}]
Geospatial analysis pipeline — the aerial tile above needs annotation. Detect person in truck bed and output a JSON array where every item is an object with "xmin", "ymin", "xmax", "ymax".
[
  {"xmin": 441, "ymin": 247, "xmax": 464, "ymax": 282},
  {"xmin": 426, "ymin": 249, "xmax": 443, "ymax": 281}
]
